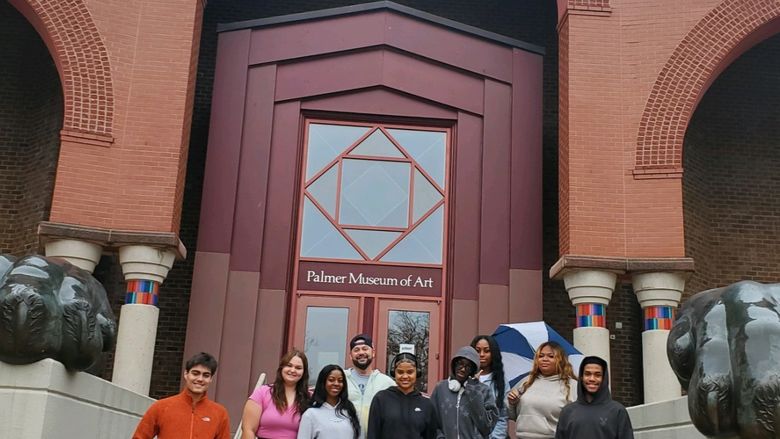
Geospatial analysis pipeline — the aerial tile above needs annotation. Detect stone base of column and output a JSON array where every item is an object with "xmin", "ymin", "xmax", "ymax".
[
  {"xmin": 633, "ymin": 271, "xmax": 686, "ymax": 403},
  {"xmin": 119, "ymin": 246, "xmax": 176, "ymax": 283},
  {"xmin": 642, "ymin": 330, "xmax": 681, "ymax": 402},
  {"xmin": 112, "ymin": 304, "xmax": 159, "ymax": 395},
  {"xmin": 44, "ymin": 239, "xmax": 102, "ymax": 272},
  {"xmin": 564, "ymin": 269, "xmax": 617, "ymax": 305},
  {"xmin": 573, "ymin": 326, "xmax": 611, "ymax": 370}
]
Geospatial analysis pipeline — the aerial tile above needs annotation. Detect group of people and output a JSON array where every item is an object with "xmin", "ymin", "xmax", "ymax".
[{"xmin": 133, "ymin": 334, "xmax": 634, "ymax": 439}]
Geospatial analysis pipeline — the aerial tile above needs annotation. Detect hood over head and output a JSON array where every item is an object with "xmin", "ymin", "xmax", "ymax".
[
  {"xmin": 451, "ymin": 345, "xmax": 480, "ymax": 377},
  {"xmin": 577, "ymin": 355, "xmax": 611, "ymax": 404}
]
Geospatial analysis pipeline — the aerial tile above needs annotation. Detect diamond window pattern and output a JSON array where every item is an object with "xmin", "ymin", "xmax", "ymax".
[{"xmin": 301, "ymin": 123, "xmax": 448, "ymax": 265}]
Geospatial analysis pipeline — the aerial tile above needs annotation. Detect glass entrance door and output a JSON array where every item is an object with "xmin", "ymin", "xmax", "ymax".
[
  {"xmin": 376, "ymin": 299, "xmax": 441, "ymax": 392},
  {"xmin": 293, "ymin": 295, "xmax": 361, "ymax": 385}
]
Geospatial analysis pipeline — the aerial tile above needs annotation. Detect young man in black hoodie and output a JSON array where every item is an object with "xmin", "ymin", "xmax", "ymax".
[{"xmin": 555, "ymin": 356, "xmax": 634, "ymax": 439}]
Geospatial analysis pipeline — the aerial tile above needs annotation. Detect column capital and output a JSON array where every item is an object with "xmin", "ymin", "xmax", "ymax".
[
  {"xmin": 119, "ymin": 245, "xmax": 176, "ymax": 284},
  {"xmin": 563, "ymin": 269, "xmax": 618, "ymax": 305},
  {"xmin": 44, "ymin": 239, "xmax": 103, "ymax": 272},
  {"xmin": 632, "ymin": 271, "xmax": 686, "ymax": 308}
]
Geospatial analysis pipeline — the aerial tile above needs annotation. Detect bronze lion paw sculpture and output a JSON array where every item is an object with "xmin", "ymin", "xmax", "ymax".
[
  {"xmin": 668, "ymin": 280, "xmax": 780, "ymax": 439},
  {"xmin": 0, "ymin": 254, "xmax": 116, "ymax": 370}
]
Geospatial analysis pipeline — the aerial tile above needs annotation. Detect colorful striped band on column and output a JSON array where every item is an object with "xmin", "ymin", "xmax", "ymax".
[
  {"xmin": 644, "ymin": 306, "xmax": 675, "ymax": 330},
  {"xmin": 125, "ymin": 279, "xmax": 160, "ymax": 306},
  {"xmin": 576, "ymin": 303, "xmax": 606, "ymax": 328}
]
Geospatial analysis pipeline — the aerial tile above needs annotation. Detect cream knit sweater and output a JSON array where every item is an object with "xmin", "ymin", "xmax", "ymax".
[{"xmin": 507, "ymin": 375, "xmax": 577, "ymax": 439}]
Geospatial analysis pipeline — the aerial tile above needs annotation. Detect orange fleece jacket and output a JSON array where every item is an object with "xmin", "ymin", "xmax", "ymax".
[{"xmin": 132, "ymin": 390, "xmax": 231, "ymax": 439}]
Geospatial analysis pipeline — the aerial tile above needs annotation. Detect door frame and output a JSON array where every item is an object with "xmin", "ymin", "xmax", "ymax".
[
  {"xmin": 289, "ymin": 291, "xmax": 444, "ymax": 382},
  {"xmin": 375, "ymin": 297, "xmax": 442, "ymax": 392}
]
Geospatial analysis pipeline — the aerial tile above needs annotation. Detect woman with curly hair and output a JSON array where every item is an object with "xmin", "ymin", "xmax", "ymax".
[
  {"xmin": 471, "ymin": 335, "xmax": 510, "ymax": 439},
  {"xmin": 507, "ymin": 341, "xmax": 577, "ymax": 439},
  {"xmin": 298, "ymin": 364, "xmax": 360, "ymax": 439},
  {"xmin": 241, "ymin": 349, "xmax": 311, "ymax": 439}
]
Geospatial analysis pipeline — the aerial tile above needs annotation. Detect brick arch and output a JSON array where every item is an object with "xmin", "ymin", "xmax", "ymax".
[
  {"xmin": 635, "ymin": 0, "xmax": 780, "ymax": 172},
  {"xmin": 9, "ymin": 0, "xmax": 114, "ymax": 140}
]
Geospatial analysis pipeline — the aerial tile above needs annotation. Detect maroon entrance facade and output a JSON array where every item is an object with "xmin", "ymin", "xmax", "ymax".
[{"xmin": 184, "ymin": 3, "xmax": 543, "ymax": 424}]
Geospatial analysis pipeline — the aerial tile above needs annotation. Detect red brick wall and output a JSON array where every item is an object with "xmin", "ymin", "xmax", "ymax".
[
  {"xmin": 19, "ymin": 0, "xmax": 204, "ymax": 234},
  {"xmin": 683, "ymin": 33, "xmax": 780, "ymax": 297},
  {"xmin": 0, "ymin": 2, "xmax": 61, "ymax": 255}
]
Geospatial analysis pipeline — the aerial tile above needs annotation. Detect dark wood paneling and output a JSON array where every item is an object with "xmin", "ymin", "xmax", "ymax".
[
  {"xmin": 385, "ymin": 13, "xmax": 513, "ymax": 83},
  {"xmin": 480, "ymin": 79, "xmax": 512, "ymax": 285},
  {"xmin": 259, "ymin": 100, "xmax": 302, "ymax": 290},
  {"xmin": 382, "ymin": 50, "xmax": 484, "ymax": 115},
  {"xmin": 301, "ymin": 87, "xmax": 457, "ymax": 120},
  {"xmin": 511, "ymin": 49, "xmax": 543, "ymax": 270},
  {"xmin": 276, "ymin": 49, "xmax": 484, "ymax": 114},
  {"xmin": 215, "ymin": 271, "xmax": 261, "ymax": 422},
  {"xmin": 197, "ymin": 30, "xmax": 251, "ymax": 253},
  {"xmin": 182, "ymin": 251, "xmax": 230, "ymax": 379},
  {"xmin": 451, "ymin": 112, "xmax": 482, "ymax": 300},
  {"xmin": 230, "ymin": 65, "xmax": 277, "ymax": 271},
  {"xmin": 246, "ymin": 10, "xmax": 516, "ymax": 83},
  {"xmin": 275, "ymin": 50, "xmax": 383, "ymax": 102},
  {"xmin": 248, "ymin": 11, "xmax": 386, "ymax": 65}
]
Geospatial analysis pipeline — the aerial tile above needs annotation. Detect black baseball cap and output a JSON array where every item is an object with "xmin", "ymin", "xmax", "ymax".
[{"xmin": 350, "ymin": 334, "xmax": 373, "ymax": 349}]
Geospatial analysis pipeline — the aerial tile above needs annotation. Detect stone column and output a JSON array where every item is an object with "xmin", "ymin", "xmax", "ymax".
[
  {"xmin": 563, "ymin": 269, "xmax": 617, "ymax": 369},
  {"xmin": 632, "ymin": 272, "xmax": 685, "ymax": 403},
  {"xmin": 112, "ymin": 245, "xmax": 175, "ymax": 395},
  {"xmin": 44, "ymin": 239, "xmax": 103, "ymax": 272}
]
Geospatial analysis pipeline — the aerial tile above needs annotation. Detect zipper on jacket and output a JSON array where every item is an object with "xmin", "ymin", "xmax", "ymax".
[
  {"xmin": 190, "ymin": 402, "xmax": 195, "ymax": 439},
  {"xmin": 456, "ymin": 391, "xmax": 462, "ymax": 439}
]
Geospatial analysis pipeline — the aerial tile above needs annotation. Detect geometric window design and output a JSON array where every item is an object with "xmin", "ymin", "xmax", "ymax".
[{"xmin": 299, "ymin": 121, "xmax": 448, "ymax": 265}]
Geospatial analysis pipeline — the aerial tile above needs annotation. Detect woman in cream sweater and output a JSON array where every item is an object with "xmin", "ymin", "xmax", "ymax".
[{"xmin": 507, "ymin": 341, "xmax": 578, "ymax": 439}]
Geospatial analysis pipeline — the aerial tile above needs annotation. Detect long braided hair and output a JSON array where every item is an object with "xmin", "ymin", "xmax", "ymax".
[{"xmin": 471, "ymin": 335, "xmax": 507, "ymax": 410}]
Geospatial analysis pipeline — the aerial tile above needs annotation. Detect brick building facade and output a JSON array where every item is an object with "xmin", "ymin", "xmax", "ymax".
[{"xmin": 1, "ymin": 0, "xmax": 778, "ymax": 426}]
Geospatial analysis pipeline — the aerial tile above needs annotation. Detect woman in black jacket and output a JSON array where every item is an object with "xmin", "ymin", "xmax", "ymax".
[{"xmin": 366, "ymin": 353, "xmax": 438, "ymax": 439}]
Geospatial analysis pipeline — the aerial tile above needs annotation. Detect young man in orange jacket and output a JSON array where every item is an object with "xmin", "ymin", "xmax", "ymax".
[{"xmin": 133, "ymin": 352, "xmax": 231, "ymax": 439}]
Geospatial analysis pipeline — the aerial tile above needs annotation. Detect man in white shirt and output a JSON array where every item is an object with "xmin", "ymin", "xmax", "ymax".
[{"xmin": 343, "ymin": 334, "xmax": 395, "ymax": 439}]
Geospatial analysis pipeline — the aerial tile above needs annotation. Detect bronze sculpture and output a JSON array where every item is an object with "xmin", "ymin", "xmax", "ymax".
[
  {"xmin": 668, "ymin": 280, "xmax": 780, "ymax": 438},
  {"xmin": 0, "ymin": 254, "xmax": 116, "ymax": 370}
]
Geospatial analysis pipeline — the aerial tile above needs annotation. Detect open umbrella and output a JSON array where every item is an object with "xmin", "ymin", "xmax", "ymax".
[{"xmin": 492, "ymin": 321, "xmax": 584, "ymax": 387}]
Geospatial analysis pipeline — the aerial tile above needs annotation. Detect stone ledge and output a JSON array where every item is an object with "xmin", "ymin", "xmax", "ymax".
[
  {"xmin": 38, "ymin": 221, "xmax": 187, "ymax": 259},
  {"xmin": 627, "ymin": 397, "xmax": 706, "ymax": 439},
  {"xmin": 0, "ymin": 359, "xmax": 153, "ymax": 438},
  {"xmin": 550, "ymin": 255, "xmax": 695, "ymax": 280}
]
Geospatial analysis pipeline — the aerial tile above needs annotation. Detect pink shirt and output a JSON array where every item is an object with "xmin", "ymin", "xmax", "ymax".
[{"xmin": 249, "ymin": 385, "xmax": 301, "ymax": 439}]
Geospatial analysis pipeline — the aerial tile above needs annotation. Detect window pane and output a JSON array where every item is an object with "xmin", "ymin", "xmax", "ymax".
[
  {"xmin": 345, "ymin": 229, "xmax": 402, "ymax": 259},
  {"xmin": 339, "ymin": 159, "xmax": 410, "ymax": 227},
  {"xmin": 307, "ymin": 164, "xmax": 338, "ymax": 218},
  {"xmin": 381, "ymin": 205, "xmax": 444, "ymax": 264},
  {"xmin": 387, "ymin": 129, "xmax": 446, "ymax": 187},
  {"xmin": 307, "ymin": 124, "xmax": 369, "ymax": 179},
  {"xmin": 304, "ymin": 307, "xmax": 349, "ymax": 386},
  {"xmin": 349, "ymin": 130, "xmax": 405, "ymax": 158},
  {"xmin": 412, "ymin": 169, "xmax": 442, "ymax": 223},
  {"xmin": 386, "ymin": 310, "xmax": 430, "ymax": 392},
  {"xmin": 300, "ymin": 198, "xmax": 363, "ymax": 260}
]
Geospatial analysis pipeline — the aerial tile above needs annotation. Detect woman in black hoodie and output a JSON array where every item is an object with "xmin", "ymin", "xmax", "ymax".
[
  {"xmin": 366, "ymin": 353, "xmax": 438, "ymax": 439},
  {"xmin": 554, "ymin": 356, "xmax": 634, "ymax": 439}
]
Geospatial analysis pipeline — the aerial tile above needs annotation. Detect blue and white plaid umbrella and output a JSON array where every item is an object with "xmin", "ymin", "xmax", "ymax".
[{"xmin": 492, "ymin": 321, "xmax": 584, "ymax": 387}]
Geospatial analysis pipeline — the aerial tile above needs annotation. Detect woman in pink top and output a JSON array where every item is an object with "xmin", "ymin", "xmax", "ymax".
[{"xmin": 241, "ymin": 349, "xmax": 311, "ymax": 439}]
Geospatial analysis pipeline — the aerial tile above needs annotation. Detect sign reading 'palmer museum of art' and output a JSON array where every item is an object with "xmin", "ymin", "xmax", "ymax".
[{"xmin": 297, "ymin": 261, "xmax": 442, "ymax": 296}]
